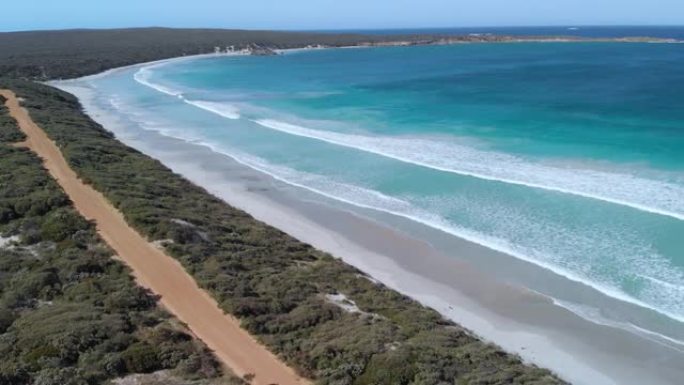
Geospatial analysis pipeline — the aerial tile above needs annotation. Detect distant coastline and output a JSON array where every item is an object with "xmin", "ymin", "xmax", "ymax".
[
  {"xmin": 42, "ymin": 34, "xmax": 682, "ymax": 88},
  {"xmin": 1, "ymin": 27, "xmax": 680, "ymax": 80},
  {"xmin": 212, "ymin": 35, "xmax": 683, "ymax": 57}
]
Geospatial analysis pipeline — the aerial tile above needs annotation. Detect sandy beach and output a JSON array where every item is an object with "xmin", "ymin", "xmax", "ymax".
[
  {"xmin": 51, "ymin": 81, "xmax": 684, "ymax": 385},
  {"xmin": 1, "ymin": 89, "xmax": 309, "ymax": 385}
]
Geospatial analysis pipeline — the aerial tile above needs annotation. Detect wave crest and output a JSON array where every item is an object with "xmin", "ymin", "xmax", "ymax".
[
  {"xmin": 134, "ymin": 66, "xmax": 184, "ymax": 97},
  {"xmin": 252, "ymin": 118, "xmax": 684, "ymax": 221},
  {"xmin": 134, "ymin": 65, "xmax": 241, "ymax": 120},
  {"xmin": 184, "ymin": 100, "xmax": 241, "ymax": 120}
]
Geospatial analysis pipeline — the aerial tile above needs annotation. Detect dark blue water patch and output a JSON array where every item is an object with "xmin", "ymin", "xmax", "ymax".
[{"xmin": 312, "ymin": 26, "xmax": 684, "ymax": 40}]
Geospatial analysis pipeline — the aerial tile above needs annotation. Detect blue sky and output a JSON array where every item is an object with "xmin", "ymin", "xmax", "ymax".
[{"xmin": 2, "ymin": 0, "xmax": 683, "ymax": 32}]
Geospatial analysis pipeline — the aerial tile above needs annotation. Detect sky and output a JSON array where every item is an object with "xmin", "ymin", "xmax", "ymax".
[{"xmin": 2, "ymin": 0, "xmax": 683, "ymax": 32}]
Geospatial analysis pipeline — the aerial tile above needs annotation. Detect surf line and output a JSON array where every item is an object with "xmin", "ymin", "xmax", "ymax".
[
  {"xmin": 150, "ymin": 132, "xmax": 684, "ymax": 327},
  {"xmin": 252, "ymin": 118, "xmax": 684, "ymax": 221},
  {"xmin": 133, "ymin": 66, "xmax": 684, "ymax": 222}
]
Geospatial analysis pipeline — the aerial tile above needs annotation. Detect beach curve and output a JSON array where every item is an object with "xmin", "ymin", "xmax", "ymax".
[
  {"xmin": 132, "ymin": 58, "xmax": 684, "ymax": 222},
  {"xmin": 121, "ymin": 62, "xmax": 684, "ymax": 323}
]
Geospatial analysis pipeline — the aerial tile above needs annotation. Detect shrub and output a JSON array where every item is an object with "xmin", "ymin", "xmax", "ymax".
[
  {"xmin": 0, "ymin": 138, "xmax": 237, "ymax": 384},
  {"xmin": 121, "ymin": 343, "xmax": 162, "ymax": 374},
  {"xmin": 40, "ymin": 209, "xmax": 89, "ymax": 242},
  {"xmin": 354, "ymin": 350, "xmax": 417, "ymax": 385},
  {"xmin": 0, "ymin": 308, "xmax": 16, "ymax": 333}
]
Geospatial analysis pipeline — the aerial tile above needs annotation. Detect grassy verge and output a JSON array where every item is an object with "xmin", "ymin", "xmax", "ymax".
[{"xmin": 0, "ymin": 89, "xmax": 244, "ymax": 385}]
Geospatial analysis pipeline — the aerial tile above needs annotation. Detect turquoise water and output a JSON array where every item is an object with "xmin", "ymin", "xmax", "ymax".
[{"xmin": 86, "ymin": 43, "xmax": 683, "ymax": 339}]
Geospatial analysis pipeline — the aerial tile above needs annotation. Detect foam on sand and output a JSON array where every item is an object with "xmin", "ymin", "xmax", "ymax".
[
  {"xmin": 186, "ymin": 145, "xmax": 684, "ymax": 325},
  {"xmin": 551, "ymin": 298, "xmax": 684, "ymax": 353}
]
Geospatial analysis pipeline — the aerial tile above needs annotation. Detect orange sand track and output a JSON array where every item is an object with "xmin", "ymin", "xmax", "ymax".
[{"xmin": 1, "ymin": 89, "xmax": 309, "ymax": 385}]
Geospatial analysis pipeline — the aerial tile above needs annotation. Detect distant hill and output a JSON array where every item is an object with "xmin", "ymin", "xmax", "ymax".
[{"xmin": 0, "ymin": 27, "xmax": 441, "ymax": 79}]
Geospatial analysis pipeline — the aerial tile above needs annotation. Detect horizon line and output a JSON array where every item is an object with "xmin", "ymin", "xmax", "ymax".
[{"xmin": 2, "ymin": 24, "xmax": 684, "ymax": 34}]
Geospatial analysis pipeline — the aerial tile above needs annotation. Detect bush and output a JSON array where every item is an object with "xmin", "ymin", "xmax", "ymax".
[
  {"xmin": 33, "ymin": 368, "xmax": 89, "ymax": 385},
  {"xmin": 0, "ymin": 308, "xmax": 16, "ymax": 333},
  {"xmin": 0, "ymin": 138, "xmax": 237, "ymax": 384},
  {"xmin": 121, "ymin": 343, "xmax": 163, "ymax": 374},
  {"xmin": 0, "ymin": 103, "xmax": 25, "ymax": 143},
  {"xmin": 40, "ymin": 209, "xmax": 89, "ymax": 242},
  {"xmin": 354, "ymin": 350, "xmax": 417, "ymax": 385}
]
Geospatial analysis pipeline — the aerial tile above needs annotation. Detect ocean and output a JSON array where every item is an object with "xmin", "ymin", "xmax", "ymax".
[
  {"xmin": 61, "ymin": 37, "xmax": 684, "ymax": 369},
  {"xmin": 324, "ymin": 25, "xmax": 684, "ymax": 40}
]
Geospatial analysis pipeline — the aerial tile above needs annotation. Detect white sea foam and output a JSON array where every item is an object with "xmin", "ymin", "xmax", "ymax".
[
  {"xmin": 134, "ymin": 66, "xmax": 242, "ymax": 119},
  {"xmin": 184, "ymin": 100, "xmax": 241, "ymax": 120},
  {"xmin": 133, "ymin": 66, "xmax": 680, "ymax": 221},
  {"xmin": 131, "ymin": 54, "xmax": 684, "ymax": 223},
  {"xmin": 134, "ymin": 66, "xmax": 184, "ymax": 97},
  {"xmin": 252, "ymin": 118, "xmax": 684, "ymax": 221},
  {"xmin": 130, "ymin": 51, "xmax": 250, "ymax": 96},
  {"xmin": 125, "ymin": 68, "xmax": 684, "ymax": 323},
  {"xmin": 551, "ymin": 298, "xmax": 684, "ymax": 353},
  {"xmin": 643, "ymin": 273, "xmax": 684, "ymax": 288},
  {"xmin": 110, "ymin": 85, "xmax": 684, "ymax": 324},
  {"xmin": 177, "ymin": 139, "xmax": 684, "ymax": 324}
]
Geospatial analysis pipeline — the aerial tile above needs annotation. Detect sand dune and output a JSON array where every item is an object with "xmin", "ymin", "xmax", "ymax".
[{"xmin": 0, "ymin": 89, "xmax": 309, "ymax": 385}]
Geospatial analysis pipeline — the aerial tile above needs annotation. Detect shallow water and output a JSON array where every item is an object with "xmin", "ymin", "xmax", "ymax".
[{"xmin": 71, "ymin": 42, "xmax": 684, "ymax": 351}]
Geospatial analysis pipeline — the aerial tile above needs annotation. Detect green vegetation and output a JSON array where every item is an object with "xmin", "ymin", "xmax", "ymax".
[
  {"xmin": 0, "ymin": 94, "xmax": 25, "ymax": 142},
  {"xmin": 0, "ymin": 78, "xmax": 565, "ymax": 384},
  {"xmin": 0, "ymin": 28, "xmax": 453, "ymax": 80},
  {"xmin": 0, "ymin": 28, "xmax": 577, "ymax": 80},
  {"xmin": 0, "ymin": 96, "xmax": 243, "ymax": 384}
]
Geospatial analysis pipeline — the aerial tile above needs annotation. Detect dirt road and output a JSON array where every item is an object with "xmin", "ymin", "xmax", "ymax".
[{"xmin": 1, "ymin": 89, "xmax": 309, "ymax": 385}]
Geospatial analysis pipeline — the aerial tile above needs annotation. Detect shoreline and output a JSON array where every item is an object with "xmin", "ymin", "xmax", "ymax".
[
  {"xmin": 52, "ymin": 51, "xmax": 250, "ymax": 83},
  {"xmin": 63, "ymin": 48, "xmax": 684, "ymax": 325},
  {"xmin": 53, "ymin": 75, "xmax": 684, "ymax": 385},
  {"xmin": 46, "ymin": 34, "xmax": 681, "ymax": 82}
]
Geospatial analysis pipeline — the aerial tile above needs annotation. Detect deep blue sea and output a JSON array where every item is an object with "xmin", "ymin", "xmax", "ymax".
[
  {"xmin": 324, "ymin": 25, "xmax": 684, "ymax": 40},
  {"xmin": 80, "ymin": 37, "xmax": 684, "ymax": 345}
]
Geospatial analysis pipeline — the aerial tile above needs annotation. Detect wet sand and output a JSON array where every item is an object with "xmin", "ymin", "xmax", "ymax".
[
  {"xmin": 1, "ymin": 89, "xmax": 309, "ymax": 385},
  {"xmin": 55, "ymin": 82, "xmax": 684, "ymax": 385}
]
